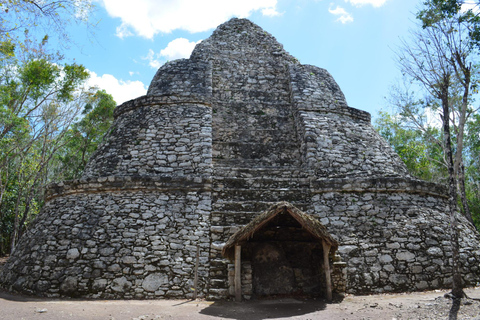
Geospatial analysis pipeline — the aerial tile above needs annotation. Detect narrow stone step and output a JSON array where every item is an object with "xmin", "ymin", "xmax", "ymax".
[
  {"xmin": 212, "ymin": 142, "xmax": 301, "ymax": 167},
  {"xmin": 213, "ymin": 166, "xmax": 314, "ymax": 178},
  {"xmin": 213, "ymin": 176, "xmax": 310, "ymax": 190},
  {"xmin": 212, "ymin": 200, "xmax": 311, "ymax": 213},
  {"xmin": 212, "ymin": 188, "xmax": 311, "ymax": 204}
]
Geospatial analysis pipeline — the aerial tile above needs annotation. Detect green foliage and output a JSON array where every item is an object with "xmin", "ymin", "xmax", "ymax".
[
  {"xmin": 418, "ymin": 0, "xmax": 462, "ymax": 24},
  {"xmin": 0, "ymin": 0, "xmax": 102, "ymax": 256},
  {"xmin": 59, "ymin": 63, "xmax": 90, "ymax": 101},
  {"xmin": 0, "ymin": 41, "xmax": 15, "ymax": 58},
  {"xmin": 376, "ymin": 107, "xmax": 480, "ymax": 230},
  {"xmin": 0, "ymin": 57, "xmax": 89, "ymax": 144},
  {"xmin": 374, "ymin": 110, "xmax": 446, "ymax": 181},
  {"xmin": 21, "ymin": 59, "xmax": 59, "ymax": 99},
  {"xmin": 0, "ymin": 48, "xmax": 113, "ymax": 254},
  {"xmin": 0, "ymin": 176, "xmax": 16, "ymax": 255},
  {"xmin": 54, "ymin": 89, "xmax": 116, "ymax": 180},
  {"xmin": 418, "ymin": 0, "xmax": 480, "ymax": 48}
]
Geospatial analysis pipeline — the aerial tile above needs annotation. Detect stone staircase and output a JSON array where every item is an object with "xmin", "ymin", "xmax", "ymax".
[{"xmin": 207, "ymin": 166, "xmax": 313, "ymax": 299}]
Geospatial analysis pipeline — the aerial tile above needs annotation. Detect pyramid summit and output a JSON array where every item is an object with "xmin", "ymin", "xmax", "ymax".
[{"xmin": 2, "ymin": 18, "xmax": 480, "ymax": 300}]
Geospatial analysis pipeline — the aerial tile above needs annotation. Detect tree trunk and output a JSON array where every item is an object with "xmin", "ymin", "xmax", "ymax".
[
  {"xmin": 10, "ymin": 189, "xmax": 22, "ymax": 253},
  {"xmin": 458, "ymin": 161, "xmax": 474, "ymax": 226},
  {"xmin": 452, "ymin": 55, "xmax": 472, "ymax": 227},
  {"xmin": 18, "ymin": 198, "xmax": 31, "ymax": 239},
  {"xmin": 440, "ymin": 82, "xmax": 463, "ymax": 320}
]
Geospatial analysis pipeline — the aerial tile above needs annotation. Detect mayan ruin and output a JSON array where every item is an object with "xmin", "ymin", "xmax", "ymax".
[{"xmin": 1, "ymin": 18, "xmax": 480, "ymax": 301}]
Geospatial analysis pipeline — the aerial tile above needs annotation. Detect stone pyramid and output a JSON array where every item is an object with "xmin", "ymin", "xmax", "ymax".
[{"xmin": 1, "ymin": 18, "xmax": 480, "ymax": 300}]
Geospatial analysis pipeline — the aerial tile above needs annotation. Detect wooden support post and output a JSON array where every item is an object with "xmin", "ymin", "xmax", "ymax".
[
  {"xmin": 323, "ymin": 240, "xmax": 333, "ymax": 302},
  {"xmin": 235, "ymin": 245, "xmax": 242, "ymax": 302}
]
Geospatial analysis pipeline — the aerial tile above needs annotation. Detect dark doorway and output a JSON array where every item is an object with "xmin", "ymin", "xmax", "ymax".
[
  {"xmin": 222, "ymin": 202, "xmax": 339, "ymax": 301},
  {"xmin": 245, "ymin": 211, "xmax": 325, "ymax": 298}
]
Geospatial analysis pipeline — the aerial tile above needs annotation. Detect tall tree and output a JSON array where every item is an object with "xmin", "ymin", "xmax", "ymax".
[
  {"xmin": 0, "ymin": 55, "xmax": 91, "ymax": 251},
  {"xmin": 395, "ymin": 2, "xmax": 480, "ymax": 318},
  {"xmin": 396, "ymin": 11, "xmax": 478, "ymax": 222},
  {"xmin": 0, "ymin": 0, "xmax": 114, "ymax": 256}
]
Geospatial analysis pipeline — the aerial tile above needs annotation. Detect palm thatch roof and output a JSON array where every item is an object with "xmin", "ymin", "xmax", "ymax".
[{"xmin": 222, "ymin": 201, "xmax": 339, "ymax": 260}]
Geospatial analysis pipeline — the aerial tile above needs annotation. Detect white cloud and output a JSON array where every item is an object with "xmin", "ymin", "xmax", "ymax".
[
  {"xmin": 461, "ymin": 1, "xmax": 480, "ymax": 13},
  {"xmin": 345, "ymin": 0, "xmax": 388, "ymax": 7},
  {"xmin": 329, "ymin": 6, "xmax": 354, "ymax": 24},
  {"xmin": 99, "ymin": 0, "xmax": 279, "ymax": 39},
  {"xmin": 143, "ymin": 49, "xmax": 162, "ymax": 69},
  {"xmin": 115, "ymin": 23, "xmax": 134, "ymax": 39},
  {"xmin": 262, "ymin": 7, "xmax": 281, "ymax": 17},
  {"xmin": 87, "ymin": 71, "xmax": 147, "ymax": 105},
  {"xmin": 160, "ymin": 38, "xmax": 200, "ymax": 60},
  {"xmin": 143, "ymin": 38, "xmax": 200, "ymax": 69}
]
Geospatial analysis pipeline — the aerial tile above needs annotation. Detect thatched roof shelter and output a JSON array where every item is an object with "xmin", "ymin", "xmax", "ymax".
[{"xmin": 222, "ymin": 201, "xmax": 339, "ymax": 260}]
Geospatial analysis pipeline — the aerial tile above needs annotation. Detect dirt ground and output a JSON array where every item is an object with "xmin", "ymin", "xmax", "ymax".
[{"xmin": 1, "ymin": 256, "xmax": 480, "ymax": 320}]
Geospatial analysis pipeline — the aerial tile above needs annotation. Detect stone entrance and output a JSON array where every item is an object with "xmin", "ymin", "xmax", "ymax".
[
  {"xmin": 222, "ymin": 202, "xmax": 340, "ymax": 301},
  {"xmin": 249, "ymin": 214, "xmax": 325, "ymax": 297}
]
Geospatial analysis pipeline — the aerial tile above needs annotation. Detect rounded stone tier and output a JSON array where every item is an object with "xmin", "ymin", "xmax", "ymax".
[
  {"xmin": 1, "ymin": 185, "xmax": 212, "ymax": 299},
  {"xmin": 82, "ymin": 96, "xmax": 213, "ymax": 179},
  {"xmin": 4, "ymin": 175, "xmax": 479, "ymax": 299},
  {"xmin": 44, "ymin": 176, "xmax": 446, "ymax": 201},
  {"xmin": 45, "ymin": 175, "xmax": 212, "ymax": 201}
]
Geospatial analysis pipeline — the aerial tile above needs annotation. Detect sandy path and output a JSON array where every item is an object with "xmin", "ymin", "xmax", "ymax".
[{"xmin": 1, "ymin": 288, "xmax": 480, "ymax": 320}]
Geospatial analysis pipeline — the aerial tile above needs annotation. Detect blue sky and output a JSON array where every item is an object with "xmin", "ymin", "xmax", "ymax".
[{"xmin": 65, "ymin": 0, "xmax": 422, "ymax": 119}]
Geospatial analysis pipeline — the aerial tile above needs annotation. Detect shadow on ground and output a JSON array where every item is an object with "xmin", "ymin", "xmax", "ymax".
[
  {"xmin": 0, "ymin": 287, "xmax": 105, "ymax": 303},
  {"xmin": 199, "ymin": 298, "xmax": 333, "ymax": 320}
]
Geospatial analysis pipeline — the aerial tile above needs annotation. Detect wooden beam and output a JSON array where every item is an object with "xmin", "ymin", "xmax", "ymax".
[
  {"xmin": 235, "ymin": 245, "xmax": 241, "ymax": 301},
  {"xmin": 322, "ymin": 240, "xmax": 332, "ymax": 302}
]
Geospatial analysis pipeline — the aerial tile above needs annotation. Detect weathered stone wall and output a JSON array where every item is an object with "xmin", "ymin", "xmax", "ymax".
[
  {"xmin": 309, "ymin": 180, "xmax": 480, "ymax": 294},
  {"xmin": 289, "ymin": 64, "xmax": 410, "ymax": 178},
  {"xmin": 207, "ymin": 172, "xmax": 480, "ymax": 297},
  {"xmin": 228, "ymin": 261, "xmax": 253, "ymax": 300},
  {"xmin": 191, "ymin": 18, "xmax": 301, "ymax": 168},
  {"xmin": 289, "ymin": 64, "xmax": 350, "ymax": 112},
  {"xmin": 83, "ymin": 96, "xmax": 212, "ymax": 178},
  {"xmin": 332, "ymin": 258, "xmax": 347, "ymax": 295},
  {"xmin": 0, "ymin": 178, "xmax": 211, "ymax": 299},
  {"xmin": 296, "ymin": 110, "xmax": 411, "ymax": 178},
  {"xmin": 147, "ymin": 59, "xmax": 212, "ymax": 98}
]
